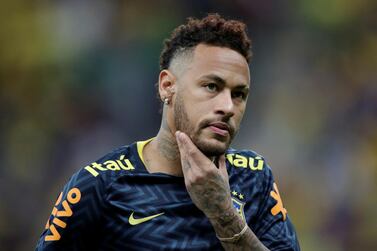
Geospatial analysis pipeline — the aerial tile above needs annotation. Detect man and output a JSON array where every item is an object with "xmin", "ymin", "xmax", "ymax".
[{"xmin": 36, "ymin": 14, "xmax": 300, "ymax": 250}]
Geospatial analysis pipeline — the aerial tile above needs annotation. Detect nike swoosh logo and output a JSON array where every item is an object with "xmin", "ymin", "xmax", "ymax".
[{"xmin": 129, "ymin": 211, "xmax": 164, "ymax": 225}]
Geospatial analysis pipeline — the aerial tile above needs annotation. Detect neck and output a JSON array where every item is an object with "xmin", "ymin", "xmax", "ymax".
[{"xmin": 143, "ymin": 116, "xmax": 183, "ymax": 176}]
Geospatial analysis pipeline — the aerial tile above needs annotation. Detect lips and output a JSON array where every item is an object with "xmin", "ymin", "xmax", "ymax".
[
  {"xmin": 209, "ymin": 122, "xmax": 230, "ymax": 131},
  {"xmin": 208, "ymin": 122, "xmax": 230, "ymax": 136}
]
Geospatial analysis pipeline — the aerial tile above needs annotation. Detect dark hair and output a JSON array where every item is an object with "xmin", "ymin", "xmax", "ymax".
[{"xmin": 159, "ymin": 13, "xmax": 252, "ymax": 71}]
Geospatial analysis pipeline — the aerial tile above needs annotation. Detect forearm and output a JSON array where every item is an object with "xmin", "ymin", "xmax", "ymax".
[
  {"xmin": 209, "ymin": 209, "xmax": 269, "ymax": 251},
  {"xmin": 174, "ymin": 134, "xmax": 270, "ymax": 250}
]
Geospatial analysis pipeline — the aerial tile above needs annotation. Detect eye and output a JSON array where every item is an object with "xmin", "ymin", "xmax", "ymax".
[
  {"xmin": 232, "ymin": 91, "xmax": 247, "ymax": 100},
  {"xmin": 205, "ymin": 83, "xmax": 218, "ymax": 92}
]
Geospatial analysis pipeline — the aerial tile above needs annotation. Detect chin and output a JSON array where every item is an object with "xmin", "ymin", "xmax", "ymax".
[{"xmin": 194, "ymin": 137, "xmax": 229, "ymax": 157}]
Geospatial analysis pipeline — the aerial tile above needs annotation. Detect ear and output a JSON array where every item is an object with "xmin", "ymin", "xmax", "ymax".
[{"xmin": 158, "ymin": 70, "xmax": 176, "ymax": 102}]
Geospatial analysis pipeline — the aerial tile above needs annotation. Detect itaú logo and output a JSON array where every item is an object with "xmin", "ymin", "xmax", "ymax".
[
  {"xmin": 226, "ymin": 153, "xmax": 264, "ymax": 171},
  {"xmin": 84, "ymin": 155, "xmax": 135, "ymax": 177}
]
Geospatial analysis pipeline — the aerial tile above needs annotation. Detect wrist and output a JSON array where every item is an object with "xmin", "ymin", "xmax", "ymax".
[
  {"xmin": 208, "ymin": 207, "xmax": 247, "ymax": 240},
  {"xmin": 217, "ymin": 222, "xmax": 248, "ymax": 243}
]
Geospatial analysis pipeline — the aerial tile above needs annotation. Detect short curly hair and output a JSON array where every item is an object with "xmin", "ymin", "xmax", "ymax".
[{"xmin": 159, "ymin": 13, "xmax": 252, "ymax": 71}]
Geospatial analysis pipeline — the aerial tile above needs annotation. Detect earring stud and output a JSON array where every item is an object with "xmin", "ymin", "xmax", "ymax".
[{"xmin": 164, "ymin": 98, "xmax": 169, "ymax": 105}]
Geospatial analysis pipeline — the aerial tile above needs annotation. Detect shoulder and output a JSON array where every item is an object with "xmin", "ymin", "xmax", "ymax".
[
  {"xmin": 225, "ymin": 147, "xmax": 275, "ymax": 195},
  {"xmin": 66, "ymin": 142, "xmax": 145, "ymax": 191},
  {"xmin": 37, "ymin": 141, "xmax": 146, "ymax": 248},
  {"xmin": 82, "ymin": 143, "xmax": 138, "ymax": 178}
]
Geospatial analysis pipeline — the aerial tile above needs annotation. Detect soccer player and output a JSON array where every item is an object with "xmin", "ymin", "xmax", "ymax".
[{"xmin": 36, "ymin": 14, "xmax": 300, "ymax": 250}]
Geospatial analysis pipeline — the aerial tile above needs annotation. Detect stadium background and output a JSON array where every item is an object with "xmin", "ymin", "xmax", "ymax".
[{"xmin": 0, "ymin": 1, "xmax": 376, "ymax": 250}]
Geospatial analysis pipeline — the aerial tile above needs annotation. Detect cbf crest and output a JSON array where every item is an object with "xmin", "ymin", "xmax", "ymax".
[{"xmin": 231, "ymin": 190, "xmax": 246, "ymax": 222}]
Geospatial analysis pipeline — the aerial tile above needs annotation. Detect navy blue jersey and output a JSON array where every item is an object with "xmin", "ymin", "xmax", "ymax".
[{"xmin": 36, "ymin": 139, "xmax": 300, "ymax": 250}]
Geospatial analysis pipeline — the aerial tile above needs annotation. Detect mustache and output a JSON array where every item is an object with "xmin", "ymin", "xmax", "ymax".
[{"xmin": 199, "ymin": 117, "xmax": 237, "ymax": 136}]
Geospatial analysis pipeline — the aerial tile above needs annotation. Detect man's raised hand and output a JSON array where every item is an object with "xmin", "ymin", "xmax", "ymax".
[{"xmin": 175, "ymin": 131, "xmax": 234, "ymax": 219}]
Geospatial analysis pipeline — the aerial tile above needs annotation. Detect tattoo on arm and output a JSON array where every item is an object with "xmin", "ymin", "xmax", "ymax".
[{"xmin": 209, "ymin": 212, "xmax": 270, "ymax": 251}]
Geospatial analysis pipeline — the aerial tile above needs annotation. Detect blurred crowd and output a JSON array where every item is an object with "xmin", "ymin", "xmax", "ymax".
[{"xmin": 0, "ymin": 1, "xmax": 376, "ymax": 250}]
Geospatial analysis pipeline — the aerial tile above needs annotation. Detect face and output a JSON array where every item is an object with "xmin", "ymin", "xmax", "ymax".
[{"xmin": 171, "ymin": 44, "xmax": 250, "ymax": 157}]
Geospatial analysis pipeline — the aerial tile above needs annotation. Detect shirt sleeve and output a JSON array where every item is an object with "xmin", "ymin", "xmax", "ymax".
[
  {"xmin": 254, "ymin": 164, "xmax": 301, "ymax": 251},
  {"xmin": 35, "ymin": 167, "xmax": 107, "ymax": 251}
]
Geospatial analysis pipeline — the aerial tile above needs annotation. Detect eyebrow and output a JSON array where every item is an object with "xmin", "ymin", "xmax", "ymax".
[
  {"xmin": 201, "ymin": 74, "xmax": 226, "ymax": 85},
  {"xmin": 200, "ymin": 74, "xmax": 249, "ymax": 91}
]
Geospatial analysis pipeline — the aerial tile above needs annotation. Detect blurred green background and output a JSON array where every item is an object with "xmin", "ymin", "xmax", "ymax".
[{"xmin": 1, "ymin": 1, "xmax": 376, "ymax": 250}]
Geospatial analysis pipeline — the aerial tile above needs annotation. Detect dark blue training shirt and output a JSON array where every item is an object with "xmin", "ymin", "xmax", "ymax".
[{"xmin": 36, "ymin": 139, "xmax": 300, "ymax": 250}]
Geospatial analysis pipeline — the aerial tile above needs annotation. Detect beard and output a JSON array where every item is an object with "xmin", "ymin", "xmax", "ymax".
[{"xmin": 173, "ymin": 92, "xmax": 236, "ymax": 157}]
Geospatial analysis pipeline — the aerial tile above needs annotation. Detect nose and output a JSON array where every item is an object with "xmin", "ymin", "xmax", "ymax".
[{"xmin": 214, "ymin": 89, "xmax": 235, "ymax": 118}]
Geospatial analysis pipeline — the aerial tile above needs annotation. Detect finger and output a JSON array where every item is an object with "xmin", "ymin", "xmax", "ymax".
[
  {"xmin": 175, "ymin": 131, "xmax": 187, "ymax": 162},
  {"xmin": 218, "ymin": 155, "xmax": 229, "ymax": 180},
  {"xmin": 176, "ymin": 131, "xmax": 215, "ymax": 175},
  {"xmin": 175, "ymin": 131, "xmax": 186, "ymax": 152},
  {"xmin": 175, "ymin": 131, "xmax": 194, "ymax": 173},
  {"xmin": 175, "ymin": 131, "xmax": 203, "ymax": 160}
]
